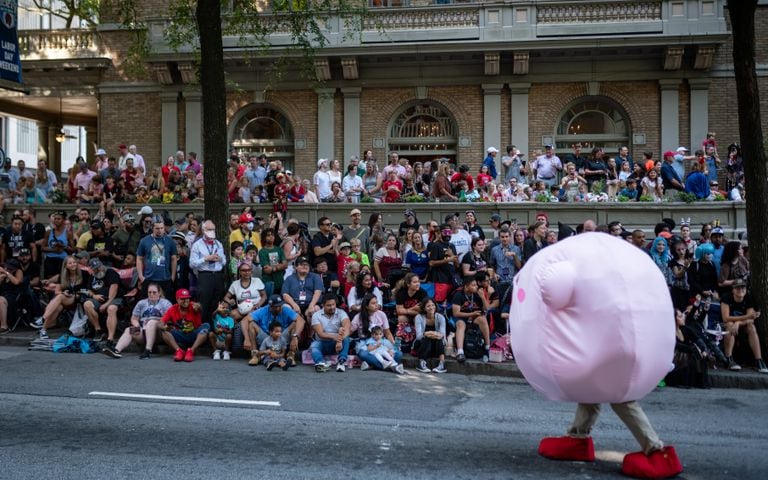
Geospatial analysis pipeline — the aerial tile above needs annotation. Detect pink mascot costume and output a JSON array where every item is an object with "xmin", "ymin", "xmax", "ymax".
[{"xmin": 509, "ymin": 233, "xmax": 683, "ymax": 478}]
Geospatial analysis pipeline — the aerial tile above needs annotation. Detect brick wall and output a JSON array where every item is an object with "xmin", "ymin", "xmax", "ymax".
[{"xmin": 99, "ymin": 93, "xmax": 162, "ymax": 167}]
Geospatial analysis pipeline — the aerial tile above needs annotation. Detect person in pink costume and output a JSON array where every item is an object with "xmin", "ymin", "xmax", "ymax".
[{"xmin": 509, "ymin": 233, "xmax": 683, "ymax": 479}]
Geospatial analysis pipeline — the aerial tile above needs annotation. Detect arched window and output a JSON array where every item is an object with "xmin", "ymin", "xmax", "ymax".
[
  {"xmin": 554, "ymin": 97, "xmax": 630, "ymax": 154},
  {"xmin": 387, "ymin": 101, "xmax": 458, "ymax": 163},
  {"xmin": 229, "ymin": 105, "xmax": 294, "ymax": 171}
]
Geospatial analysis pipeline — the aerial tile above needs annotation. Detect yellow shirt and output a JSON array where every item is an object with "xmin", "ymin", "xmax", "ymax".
[
  {"xmin": 229, "ymin": 229, "xmax": 262, "ymax": 250},
  {"xmin": 76, "ymin": 231, "xmax": 93, "ymax": 250}
]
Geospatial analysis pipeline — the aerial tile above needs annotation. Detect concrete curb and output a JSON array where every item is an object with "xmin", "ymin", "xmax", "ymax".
[{"xmin": 4, "ymin": 331, "xmax": 767, "ymax": 389}]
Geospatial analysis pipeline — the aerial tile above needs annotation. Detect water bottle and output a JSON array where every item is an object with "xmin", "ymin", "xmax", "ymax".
[
  {"xmin": 394, "ymin": 338, "xmax": 402, "ymax": 352},
  {"xmin": 715, "ymin": 323, "xmax": 723, "ymax": 343}
]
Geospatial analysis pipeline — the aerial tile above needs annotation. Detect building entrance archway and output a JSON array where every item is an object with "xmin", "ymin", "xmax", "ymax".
[
  {"xmin": 554, "ymin": 96, "xmax": 631, "ymax": 155},
  {"xmin": 229, "ymin": 105, "xmax": 294, "ymax": 171}
]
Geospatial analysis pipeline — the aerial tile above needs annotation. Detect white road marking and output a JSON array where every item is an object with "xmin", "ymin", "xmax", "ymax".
[{"xmin": 88, "ymin": 391, "xmax": 280, "ymax": 407}]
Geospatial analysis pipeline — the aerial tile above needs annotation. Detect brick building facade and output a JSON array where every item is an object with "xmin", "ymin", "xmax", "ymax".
[{"xmin": 4, "ymin": 1, "xmax": 768, "ymax": 180}]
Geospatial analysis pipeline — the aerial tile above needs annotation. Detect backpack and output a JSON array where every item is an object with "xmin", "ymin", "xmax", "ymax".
[
  {"xmin": 395, "ymin": 322, "xmax": 416, "ymax": 353},
  {"xmin": 52, "ymin": 334, "xmax": 98, "ymax": 354},
  {"xmin": 463, "ymin": 326, "xmax": 485, "ymax": 359}
]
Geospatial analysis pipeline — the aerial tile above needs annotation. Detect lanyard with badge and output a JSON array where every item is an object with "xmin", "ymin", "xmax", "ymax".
[
  {"xmin": 298, "ymin": 279, "xmax": 307, "ymax": 303},
  {"xmin": 153, "ymin": 238, "xmax": 166, "ymax": 267}
]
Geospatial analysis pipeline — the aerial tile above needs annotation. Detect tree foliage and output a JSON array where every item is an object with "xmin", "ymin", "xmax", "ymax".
[{"xmin": 28, "ymin": 0, "xmax": 100, "ymax": 28}]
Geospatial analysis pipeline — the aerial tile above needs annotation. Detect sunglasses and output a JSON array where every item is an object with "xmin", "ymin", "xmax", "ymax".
[{"xmin": 321, "ymin": 222, "xmax": 332, "ymax": 226}]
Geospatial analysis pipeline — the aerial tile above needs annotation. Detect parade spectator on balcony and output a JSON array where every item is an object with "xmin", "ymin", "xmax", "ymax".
[
  {"xmin": 582, "ymin": 147, "xmax": 607, "ymax": 190},
  {"xmin": 640, "ymin": 168, "xmax": 663, "ymax": 202},
  {"xmin": 725, "ymin": 143, "xmax": 744, "ymax": 191},
  {"xmin": 381, "ymin": 151, "xmax": 405, "ymax": 180},
  {"xmin": 482, "ymin": 147, "xmax": 498, "ymax": 179},
  {"xmin": 185, "ymin": 152, "xmax": 201, "ymax": 176},
  {"xmin": 503, "ymin": 145, "xmax": 526, "ymax": 184},
  {"xmin": 674, "ymin": 146, "xmax": 694, "ymax": 178},
  {"xmin": 560, "ymin": 162, "xmax": 587, "ymax": 202},
  {"xmin": 74, "ymin": 160, "xmax": 95, "ymax": 195},
  {"xmin": 120, "ymin": 158, "xmax": 139, "ymax": 195},
  {"xmin": 361, "ymin": 162, "xmax": 382, "ymax": 202},
  {"xmin": 532, "ymin": 145, "xmax": 562, "ymax": 188},
  {"xmin": 98, "ymin": 157, "xmax": 120, "ymax": 185},
  {"xmin": 450, "ymin": 164, "xmax": 474, "ymax": 193},
  {"xmin": 313, "ymin": 158, "xmax": 332, "ymax": 201},
  {"xmin": 116, "ymin": 144, "xmax": 133, "ymax": 170},
  {"xmin": 342, "ymin": 164, "xmax": 364, "ymax": 203},
  {"xmin": 160, "ymin": 156, "xmax": 178, "ymax": 184},
  {"xmin": 684, "ymin": 159, "xmax": 710, "ymax": 200},
  {"xmin": 412, "ymin": 162, "xmax": 429, "ymax": 196},
  {"xmin": 431, "ymin": 162, "xmax": 456, "ymax": 202}
]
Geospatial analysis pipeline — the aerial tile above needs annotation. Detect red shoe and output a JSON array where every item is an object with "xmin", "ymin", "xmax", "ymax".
[
  {"xmin": 184, "ymin": 349, "xmax": 195, "ymax": 362},
  {"xmin": 538, "ymin": 436, "xmax": 595, "ymax": 462},
  {"xmin": 621, "ymin": 446, "xmax": 683, "ymax": 479},
  {"xmin": 173, "ymin": 348, "xmax": 185, "ymax": 362}
]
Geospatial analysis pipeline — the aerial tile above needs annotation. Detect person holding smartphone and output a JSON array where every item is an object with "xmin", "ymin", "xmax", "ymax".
[{"xmin": 720, "ymin": 279, "xmax": 768, "ymax": 373}]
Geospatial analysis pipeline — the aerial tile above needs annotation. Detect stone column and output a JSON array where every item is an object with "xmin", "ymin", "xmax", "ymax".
[
  {"xmin": 689, "ymin": 78, "xmax": 710, "ymax": 151},
  {"xmin": 659, "ymin": 79, "xmax": 681, "ymax": 151},
  {"xmin": 47, "ymin": 124, "xmax": 61, "ymax": 176},
  {"xmin": 509, "ymin": 83, "xmax": 531, "ymax": 158},
  {"xmin": 342, "ymin": 87, "xmax": 361, "ymax": 167},
  {"xmin": 483, "ymin": 83, "xmax": 503, "ymax": 172},
  {"xmin": 36, "ymin": 120, "xmax": 49, "ymax": 164},
  {"xmin": 85, "ymin": 126, "xmax": 98, "ymax": 166},
  {"xmin": 160, "ymin": 91, "xmax": 179, "ymax": 161},
  {"xmin": 184, "ymin": 90, "xmax": 203, "ymax": 160},
  {"xmin": 316, "ymin": 88, "xmax": 336, "ymax": 161}
]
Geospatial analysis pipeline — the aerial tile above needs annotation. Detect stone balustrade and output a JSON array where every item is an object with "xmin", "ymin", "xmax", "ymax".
[
  {"xmin": 536, "ymin": 1, "xmax": 662, "ymax": 24},
  {"xmin": 19, "ymin": 29, "xmax": 100, "ymax": 61}
]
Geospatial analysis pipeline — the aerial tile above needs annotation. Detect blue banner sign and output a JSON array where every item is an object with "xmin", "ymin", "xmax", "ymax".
[{"xmin": 0, "ymin": 0, "xmax": 22, "ymax": 85}]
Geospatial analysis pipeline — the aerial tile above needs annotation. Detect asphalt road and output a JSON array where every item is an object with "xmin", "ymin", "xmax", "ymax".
[{"xmin": 1, "ymin": 346, "xmax": 767, "ymax": 479}]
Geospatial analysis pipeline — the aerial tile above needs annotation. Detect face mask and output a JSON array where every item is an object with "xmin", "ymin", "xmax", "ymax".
[
  {"xmin": 204, "ymin": 230, "xmax": 215, "ymax": 240},
  {"xmin": 246, "ymin": 222, "xmax": 254, "ymax": 231}
]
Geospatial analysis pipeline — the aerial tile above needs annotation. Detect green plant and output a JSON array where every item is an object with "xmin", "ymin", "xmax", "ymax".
[
  {"xmin": 359, "ymin": 196, "xmax": 375, "ymax": 203},
  {"xmin": 403, "ymin": 194, "xmax": 426, "ymax": 203},
  {"xmin": 713, "ymin": 193, "xmax": 726, "ymax": 201},
  {"xmin": 590, "ymin": 179, "xmax": 606, "ymax": 194},
  {"xmin": 638, "ymin": 194, "xmax": 655, "ymax": 202},
  {"xmin": 535, "ymin": 193, "xmax": 551, "ymax": 203},
  {"xmin": 677, "ymin": 192, "xmax": 697, "ymax": 203},
  {"xmin": 617, "ymin": 195, "xmax": 631, "ymax": 202},
  {"xmin": 48, "ymin": 189, "xmax": 68, "ymax": 204}
]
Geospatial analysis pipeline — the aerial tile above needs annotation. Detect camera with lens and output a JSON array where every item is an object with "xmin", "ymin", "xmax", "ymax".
[{"xmin": 77, "ymin": 289, "xmax": 91, "ymax": 303}]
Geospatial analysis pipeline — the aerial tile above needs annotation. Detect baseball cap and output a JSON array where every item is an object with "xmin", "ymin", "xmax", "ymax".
[
  {"xmin": 90, "ymin": 219, "xmax": 104, "ymax": 230},
  {"xmin": 88, "ymin": 258, "xmax": 104, "ymax": 270},
  {"xmin": 490, "ymin": 214, "xmax": 502, "ymax": 222},
  {"xmin": 138, "ymin": 205, "xmax": 153, "ymax": 216},
  {"xmin": 404, "ymin": 209, "xmax": 415, "ymax": 217},
  {"xmin": 176, "ymin": 288, "xmax": 192, "ymax": 300},
  {"xmin": 295, "ymin": 256, "xmax": 310, "ymax": 265},
  {"xmin": 487, "ymin": 146, "xmax": 498, "ymax": 154},
  {"xmin": 544, "ymin": 144, "xmax": 553, "ymax": 149},
  {"xmin": 711, "ymin": 226, "xmax": 725, "ymax": 235},
  {"xmin": 119, "ymin": 143, "xmax": 127, "ymax": 149},
  {"xmin": 317, "ymin": 158, "xmax": 328, "ymax": 167},
  {"xmin": 18, "ymin": 248, "xmax": 31, "ymax": 256},
  {"xmin": 74, "ymin": 251, "xmax": 89, "ymax": 260},
  {"xmin": 350, "ymin": 208, "xmax": 362, "ymax": 216},
  {"xmin": 732, "ymin": 279, "xmax": 747, "ymax": 289},
  {"xmin": 676, "ymin": 146, "xmax": 689, "ymax": 153},
  {"xmin": 239, "ymin": 212, "xmax": 254, "ymax": 224},
  {"xmin": 339, "ymin": 242, "xmax": 351, "ymax": 250},
  {"xmin": 122, "ymin": 213, "xmax": 135, "ymax": 223},
  {"xmin": 663, "ymin": 150, "xmax": 676, "ymax": 158},
  {"xmin": 96, "ymin": 148, "xmax": 107, "ymax": 156},
  {"xmin": 268, "ymin": 294, "xmax": 284, "ymax": 307},
  {"xmin": 172, "ymin": 231, "xmax": 187, "ymax": 244}
]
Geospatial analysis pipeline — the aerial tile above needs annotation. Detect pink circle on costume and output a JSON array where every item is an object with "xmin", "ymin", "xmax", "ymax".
[{"xmin": 517, "ymin": 288, "xmax": 526, "ymax": 303}]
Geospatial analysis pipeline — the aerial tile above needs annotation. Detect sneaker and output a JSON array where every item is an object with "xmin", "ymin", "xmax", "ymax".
[
  {"xmin": 39, "ymin": 329, "xmax": 48, "ymax": 340},
  {"xmin": 184, "ymin": 349, "xmax": 195, "ymax": 362},
  {"xmin": 213, "ymin": 350, "xmax": 221, "ymax": 361},
  {"xmin": 223, "ymin": 351, "xmax": 231, "ymax": 361},
  {"xmin": 336, "ymin": 362, "xmax": 346, "ymax": 373},
  {"xmin": 101, "ymin": 345, "xmax": 121, "ymax": 359},
  {"xmin": 417, "ymin": 360, "xmax": 431, "ymax": 373},
  {"xmin": 30, "ymin": 317, "xmax": 43, "ymax": 329},
  {"xmin": 266, "ymin": 361, "xmax": 276, "ymax": 371},
  {"xmin": 94, "ymin": 330, "xmax": 106, "ymax": 342},
  {"xmin": 482, "ymin": 353, "xmax": 489, "ymax": 364},
  {"xmin": 432, "ymin": 362, "xmax": 447, "ymax": 374},
  {"xmin": 248, "ymin": 351, "xmax": 260, "ymax": 366},
  {"xmin": 139, "ymin": 349, "xmax": 151, "ymax": 360},
  {"xmin": 727, "ymin": 357, "xmax": 742, "ymax": 371},
  {"xmin": 360, "ymin": 361, "xmax": 370, "ymax": 371},
  {"xmin": 394, "ymin": 363, "xmax": 404, "ymax": 375},
  {"xmin": 756, "ymin": 359, "xmax": 768, "ymax": 374},
  {"xmin": 314, "ymin": 362, "xmax": 329, "ymax": 373},
  {"xmin": 173, "ymin": 348, "xmax": 185, "ymax": 362},
  {"xmin": 281, "ymin": 361, "xmax": 290, "ymax": 371},
  {"xmin": 456, "ymin": 353, "xmax": 466, "ymax": 364}
]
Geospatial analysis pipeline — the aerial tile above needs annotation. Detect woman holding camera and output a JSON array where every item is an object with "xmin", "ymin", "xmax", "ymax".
[{"xmin": 33, "ymin": 255, "xmax": 90, "ymax": 339}]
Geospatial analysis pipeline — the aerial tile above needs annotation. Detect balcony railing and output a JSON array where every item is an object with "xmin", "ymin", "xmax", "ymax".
[{"xmin": 19, "ymin": 29, "xmax": 101, "ymax": 61}]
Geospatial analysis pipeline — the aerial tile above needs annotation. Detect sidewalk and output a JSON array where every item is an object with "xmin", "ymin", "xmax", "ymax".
[{"xmin": 3, "ymin": 330, "xmax": 767, "ymax": 389}]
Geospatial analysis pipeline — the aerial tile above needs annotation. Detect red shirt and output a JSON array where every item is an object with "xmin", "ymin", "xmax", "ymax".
[
  {"xmin": 161, "ymin": 304, "xmax": 202, "ymax": 332},
  {"xmin": 450, "ymin": 173, "xmax": 475, "ymax": 191},
  {"xmin": 382, "ymin": 180, "xmax": 403, "ymax": 202},
  {"xmin": 476, "ymin": 173, "xmax": 492, "ymax": 187},
  {"xmin": 161, "ymin": 165, "xmax": 180, "ymax": 183},
  {"xmin": 274, "ymin": 183, "xmax": 289, "ymax": 198}
]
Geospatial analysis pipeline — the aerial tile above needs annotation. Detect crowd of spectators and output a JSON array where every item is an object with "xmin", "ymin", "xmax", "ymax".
[
  {"xmin": 0, "ymin": 134, "xmax": 746, "ymax": 209},
  {"xmin": 0, "ymin": 199, "xmax": 762, "ymax": 384}
]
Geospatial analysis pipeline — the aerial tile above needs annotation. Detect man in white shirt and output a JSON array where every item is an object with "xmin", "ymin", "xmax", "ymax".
[
  {"xmin": 532, "ymin": 145, "xmax": 563, "ymax": 187},
  {"xmin": 445, "ymin": 213, "xmax": 472, "ymax": 260},
  {"xmin": 342, "ymin": 164, "xmax": 364, "ymax": 202},
  {"xmin": 128, "ymin": 145, "xmax": 146, "ymax": 172},
  {"xmin": 117, "ymin": 144, "xmax": 135, "ymax": 170},
  {"xmin": 382, "ymin": 151, "xmax": 407, "ymax": 180},
  {"xmin": 314, "ymin": 158, "xmax": 332, "ymax": 200}
]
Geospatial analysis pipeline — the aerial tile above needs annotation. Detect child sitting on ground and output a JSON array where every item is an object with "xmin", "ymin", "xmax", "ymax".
[
  {"xmin": 365, "ymin": 325, "xmax": 397, "ymax": 370},
  {"xmin": 208, "ymin": 301, "xmax": 234, "ymax": 360},
  {"xmin": 259, "ymin": 320, "xmax": 290, "ymax": 371}
]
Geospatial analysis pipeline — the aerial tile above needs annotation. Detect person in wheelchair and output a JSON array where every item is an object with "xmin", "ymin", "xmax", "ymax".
[
  {"xmin": 82, "ymin": 258, "xmax": 122, "ymax": 344},
  {"xmin": 33, "ymin": 255, "xmax": 90, "ymax": 339},
  {"xmin": 0, "ymin": 259, "xmax": 23, "ymax": 334}
]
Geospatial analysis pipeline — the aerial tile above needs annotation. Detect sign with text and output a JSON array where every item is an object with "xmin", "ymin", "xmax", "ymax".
[{"xmin": 0, "ymin": 0, "xmax": 22, "ymax": 85}]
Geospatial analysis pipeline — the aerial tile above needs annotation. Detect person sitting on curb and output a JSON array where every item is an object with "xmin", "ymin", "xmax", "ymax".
[
  {"xmin": 452, "ymin": 275, "xmax": 492, "ymax": 363},
  {"xmin": 104, "ymin": 283, "xmax": 172, "ymax": 359},
  {"xmin": 158, "ymin": 288, "xmax": 209, "ymax": 362},
  {"xmin": 310, "ymin": 292, "xmax": 351, "ymax": 373},
  {"xmin": 720, "ymin": 279, "xmax": 768, "ymax": 373},
  {"xmin": 245, "ymin": 294, "xmax": 305, "ymax": 366},
  {"xmin": 259, "ymin": 320, "xmax": 291, "ymax": 371}
]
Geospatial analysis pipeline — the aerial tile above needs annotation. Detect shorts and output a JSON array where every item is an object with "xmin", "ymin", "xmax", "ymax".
[
  {"xmin": 89, "ymin": 297, "xmax": 123, "ymax": 312},
  {"xmin": 170, "ymin": 325, "xmax": 211, "ymax": 347},
  {"xmin": 434, "ymin": 283, "xmax": 452, "ymax": 303}
]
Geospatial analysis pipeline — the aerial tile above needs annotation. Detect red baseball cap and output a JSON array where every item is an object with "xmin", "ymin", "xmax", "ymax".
[
  {"xmin": 119, "ymin": 143, "xmax": 127, "ymax": 149},
  {"xmin": 176, "ymin": 288, "xmax": 192, "ymax": 300},
  {"xmin": 663, "ymin": 151, "xmax": 675, "ymax": 158},
  {"xmin": 239, "ymin": 213, "xmax": 254, "ymax": 224}
]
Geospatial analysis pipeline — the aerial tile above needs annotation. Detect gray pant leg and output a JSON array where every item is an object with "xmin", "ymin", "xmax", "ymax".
[
  {"xmin": 567, "ymin": 403, "xmax": 601, "ymax": 437},
  {"xmin": 610, "ymin": 401, "xmax": 664, "ymax": 454}
]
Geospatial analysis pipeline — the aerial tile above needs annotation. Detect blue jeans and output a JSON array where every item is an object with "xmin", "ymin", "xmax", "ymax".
[
  {"xmin": 310, "ymin": 337, "xmax": 351, "ymax": 364},
  {"xmin": 357, "ymin": 345, "xmax": 403, "ymax": 370},
  {"xmin": 170, "ymin": 325, "xmax": 210, "ymax": 348}
]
